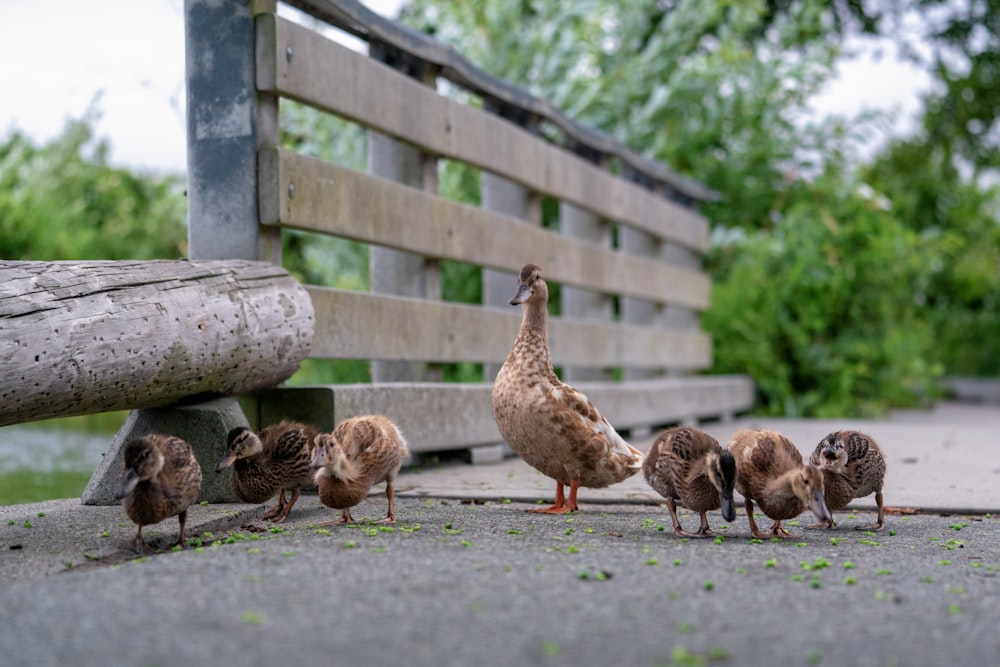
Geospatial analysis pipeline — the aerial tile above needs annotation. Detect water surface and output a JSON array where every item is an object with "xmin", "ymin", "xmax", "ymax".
[{"xmin": 0, "ymin": 426, "xmax": 111, "ymax": 505}]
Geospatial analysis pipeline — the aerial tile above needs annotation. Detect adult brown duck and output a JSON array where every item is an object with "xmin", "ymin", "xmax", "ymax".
[
  {"xmin": 310, "ymin": 415, "xmax": 409, "ymax": 525},
  {"xmin": 728, "ymin": 428, "xmax": 831, "ymax": 539},
  {"xmin": 115, "ymin": 434, "xmax": 203, "ymax": 554},
  {"xmin": 809, "ymin": 430, "xmax": 887, "ymax": 531},
  {"xmin": 491, "ymin": 264, "xmax": 644, "ymax": 514},
  {"xmin": 643, "ymin": 426, "xmax": 737, "ymax": 537},
  {"xmin": 215, "ymin": 420, "xmax": 318, "ymax": 523}
]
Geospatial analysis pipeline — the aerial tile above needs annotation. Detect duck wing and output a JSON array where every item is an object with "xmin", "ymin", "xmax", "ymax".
[
  {"xmin": 157, "ymin": 436, "xmax": 202, "ymax": 509},
  {"xmin": 542, "ymin": 382, "xmax": 643, "ymax": 465},
  {"xmin": 261, "ymin": 422, "xmax": 317, "ymax": 488},
  {"xmin": 840, "ymin": 431, "xmax": 886, "ymax": 494},
  {"xmin": 670, "ymin": 429, "xmax": 719, "ymax": 499},
  {"xmin": 263, "ymin": 423, "xmax": 315, "ymax": 462},
  {"xmin": 749, "ymin": 431, "xmax": 802, "ymax": 480}
]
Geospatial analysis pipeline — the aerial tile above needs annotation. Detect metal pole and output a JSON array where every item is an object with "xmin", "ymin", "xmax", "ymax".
[{"xmin": 184, "ymin": 0, "xmax": 260, "ymax": 260}]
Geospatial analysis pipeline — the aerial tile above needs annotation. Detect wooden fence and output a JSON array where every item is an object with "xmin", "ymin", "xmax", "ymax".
[
  {"xmin": 2, "ymin": 0, "xmax": 753, "ymax": 499},
  {"xmin": 214, "ymin": 0, "xmax": 753, "ymax": 457}
]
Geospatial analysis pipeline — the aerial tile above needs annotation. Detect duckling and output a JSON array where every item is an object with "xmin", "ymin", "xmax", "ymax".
[
  {"xmin": 310, "ymin": 415, "xmax": 409, "ymax": 525},
  {"xmin": 643, "ymin": 426, "xmax": 737, "ymax": 537},
  {"xmin": 115, "ymin": 435, "xmax": 202, "ymax": 554},
  {"xmin": 808, "ymin": 430, "xmax": 887, "ymax": 531},
  {"xmin": 492, "ymin": 264, "xmax": 644, "ymax": 514},
  {"xmin": 728, "ymin": 428, "xmax": 831, "ymax": 539},
  {"xmin": 215, "ymin": 420, "xmax": 318, "ymax": 523}
]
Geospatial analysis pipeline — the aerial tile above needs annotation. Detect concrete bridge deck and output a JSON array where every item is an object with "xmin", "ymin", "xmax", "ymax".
[{"xmin": 1, "ymin": 401, "xmax": 998, "ymax": 666}]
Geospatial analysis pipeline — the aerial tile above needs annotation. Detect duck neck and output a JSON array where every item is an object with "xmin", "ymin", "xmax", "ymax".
[
  {"xmin": 327, "ymin": 450, "xmax": 357, "ymax": 483},
  {"xmin": 760, "ymin": 473, "xmax": 803, "ymax": 517},
  {"xmin": 513, "ymin": 298, "xmax": 552, "ymax": 366}
]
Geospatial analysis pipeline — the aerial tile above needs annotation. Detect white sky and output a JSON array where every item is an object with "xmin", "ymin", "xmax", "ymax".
[{"xmin": 0, "ymin": 0, "xmax": 931, "ymax": 175}]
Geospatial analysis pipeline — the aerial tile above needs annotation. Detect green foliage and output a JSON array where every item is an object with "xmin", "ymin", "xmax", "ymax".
[
  {"xmin": 0, "ymin": 112, "xmax": 186, "ymax": 261},
  {"xmin": 4, "ymin": 3, "xmax": 997, "ymax": 419},
  {"xmin": 706, "ymin": 167, "xmax": 942, "ymax": 416},
  {"xmin": 863, "ymin": 138, "xmax": 1000, "ymax": 376},
  {"xmin": 886, "ymin": 0, "xmax": 1000, "ymax": 178},
  {"xmin": 278, "ymin": 101, "xmax": 371, "ymax": 291},
  {"xmin": 402, "ymin": 0, "xmax": 999, "ymax": 415},
  {"xmin": 286, "ymin": 358, "xmax": 372, "ymax": 385},
  {"xmin": 401, "ymin": 0, "xmax": 852, "ymax": 230}
]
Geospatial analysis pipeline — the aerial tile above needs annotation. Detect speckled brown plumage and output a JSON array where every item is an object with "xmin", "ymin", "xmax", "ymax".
[
  {"xmin": 115, "ymin": 434, "xmax": 202, "ymax": 554},
  {"xmin": 728, "ymin": 428, "xmax": 831, "ymax": 539},
  {"xmin": 491, "ymin": 264, "xmax": 644, "ymax": 514},
  {"xmin": 311, "ymin": 415, "xmax": 409, "ymax": 525},
  {"xmin": 215, "ymin": 420, "xmax": 318, "ymax": 522},
  {"xmin": 643, "ymin": 427, "xmax": 737, "ymax": 537},
  {"xmin": 809, "ymin": 430, "xmax": 887, "ymax": 531}
]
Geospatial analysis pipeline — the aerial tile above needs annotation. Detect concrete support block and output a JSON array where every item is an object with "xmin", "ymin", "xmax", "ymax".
[
  {"xmin": 82, "ymin": 398, "xmax": 249, "ymax": 505},
  {"xmin": 249, "ymin": 387, "xmax": 337, "ymax": 432},
  {"xmin": 465, "ymin": 443, "xmax": 511, "ymax": 466}
]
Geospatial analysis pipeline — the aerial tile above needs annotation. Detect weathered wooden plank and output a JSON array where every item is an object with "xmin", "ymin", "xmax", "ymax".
[
  {"xmin": 0, "ymin": 260, "xmax": 313, "ymax": 427},
  {"xmin": 256, "ymin": 14, "xmax": 710, "ymax": 253},
  {"xmin": 260, "ymin": 147, "xmax": 711, "ymax": 310},
  {"xmin": 281, "ymin": 0, "xmax": 718, "ymax": 203},
  {"xmin": 305, "ymin": 286, "xmax": 711, "ymax": 370},
  {"xmin": 260, "ymin": 376, "xmax": 755, "ymax": 453}
]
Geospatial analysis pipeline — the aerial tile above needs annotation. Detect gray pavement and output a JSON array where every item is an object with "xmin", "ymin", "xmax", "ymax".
[
  {"xmin": 1, "ymin": 401, "xmax": 999, "ymax": 666},
  {"xmin": 397, "ymin": 401, "xmax": 1000, "ymax": 514}
]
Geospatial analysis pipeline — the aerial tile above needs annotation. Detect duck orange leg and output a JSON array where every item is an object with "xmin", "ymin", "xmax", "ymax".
[
  {"xmin": 665, "ymin": 498, "xmax": 714, "ymax": 538},
  {"xmin": 373, "ymin": 482, "xmax": 398, "ymax": 524},
  {"xmin": 690, "ymin": 511, "xmax": 716, "ymax": 537},
  {"xmin": 768, "ymin": 520, "xmax": 793, "ymax": 538},
  {"xmin": 316, "ymin": 507, "xmax": 356, "ymax": 527},
  {"xmin": 744, "ymin": 498, "xmax": 770, "ymax": 540},
  {"xmin": 528, "ymin": 480, "xmax": 579, "ymax": 514},
  {"xmin": 170, "ymin": 509, "xmax": 189, "ymax": 549},
  {"xmin": 261, "ymin": 490, "xmax": 287, "ymax": 520},
  {"xmin": 130, "ymin": 526, "xmax": 149, "ymax": 554},
  {"xmin": 270, "ymin": 488, "xmax": 301, "ymax": 523},
  {"xmin": 856, "ymin": 491, "xmax": 886, "ymax": 531}
]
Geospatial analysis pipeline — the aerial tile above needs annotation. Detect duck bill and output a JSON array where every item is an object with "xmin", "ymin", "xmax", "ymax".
[
  {"xmin": 810, "ymin": 489, "xmax": 832, "ymax": 524},
  {"xmin": 508, "ymin": 284, "xmax": 531, "ymax": 306},
  {"xmin": 115, "ymin": 469, "xmax": 140, "ymax": 500},
  {"xmin": 310, "ymin": 447, "xmax": 327, "ymax": 470},
  {"xmin": 214, "ymin": 453, "xmax": 236, "ymax": 473},
  {"xmin": 720, "ymin": 485, "xmax": 736, "ymax": 523}
]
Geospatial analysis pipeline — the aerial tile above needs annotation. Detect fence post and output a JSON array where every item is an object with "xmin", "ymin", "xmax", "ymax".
[
  {"xmin": 368, "ymin": 43, "xmax": 441, "ymax": 382},
  {"xmin": 82, "ymin": 0, "xmax": 280, "ymax": 505},
  {"xmin": 560, "ymin": 142, "xmax": 615, "ymax": 383},
  {"xmin": 481, "ymin": 102, "xmax": 541, "ymax": 381},
  {"xmin": 619, "ymin": 167, "xmax": 668, "ymax": 384},
  {"xmin": 185, "ymin": 0, "xmax": 266, "ymax": 261}
]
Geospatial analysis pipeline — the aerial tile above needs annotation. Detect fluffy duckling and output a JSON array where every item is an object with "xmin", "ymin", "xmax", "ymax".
[
  {"xmin": 643, "ymin": 426, "xmax": 737, "ymax": 537},
  {"xmin": 115, "ymin": 435, "xmax": 203, "ymax": 554},
  {"xmin": 492, "ymin": 264, "xmax": 644, "ymax": 514},
  {"xmin": 311, "ymin": 415, "xmax": 409, "ymax": 525},
  {"xmin": 809, "ymin": 430, "xmax": 887, "ymax": 531},
  {"xmin": 728, "ymin": 428, "xmax": 831, "ymax": 539},
  {"xmin": 215, "ymin": 420, "xmax": 318, "ymax": 523}
]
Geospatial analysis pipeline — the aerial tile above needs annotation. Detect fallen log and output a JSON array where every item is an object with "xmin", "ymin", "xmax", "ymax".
[{"xmin": 0, "ymin": 259, "xmax": 313, "ymax": 426}]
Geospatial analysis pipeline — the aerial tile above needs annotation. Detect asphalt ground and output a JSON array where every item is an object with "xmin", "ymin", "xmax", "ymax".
[{"xmin": 1, "ymin": 400, "xmax": 998, "ymax": 666}]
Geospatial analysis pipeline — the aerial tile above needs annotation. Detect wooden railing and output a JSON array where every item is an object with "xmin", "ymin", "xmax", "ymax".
[
  {"xmin": 200, "ymin": 0, "xmax": 752, "ymax": 457},
  {"xmin": 2, "ymin": 0, "xmax": 753, "ymax": 499}
]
